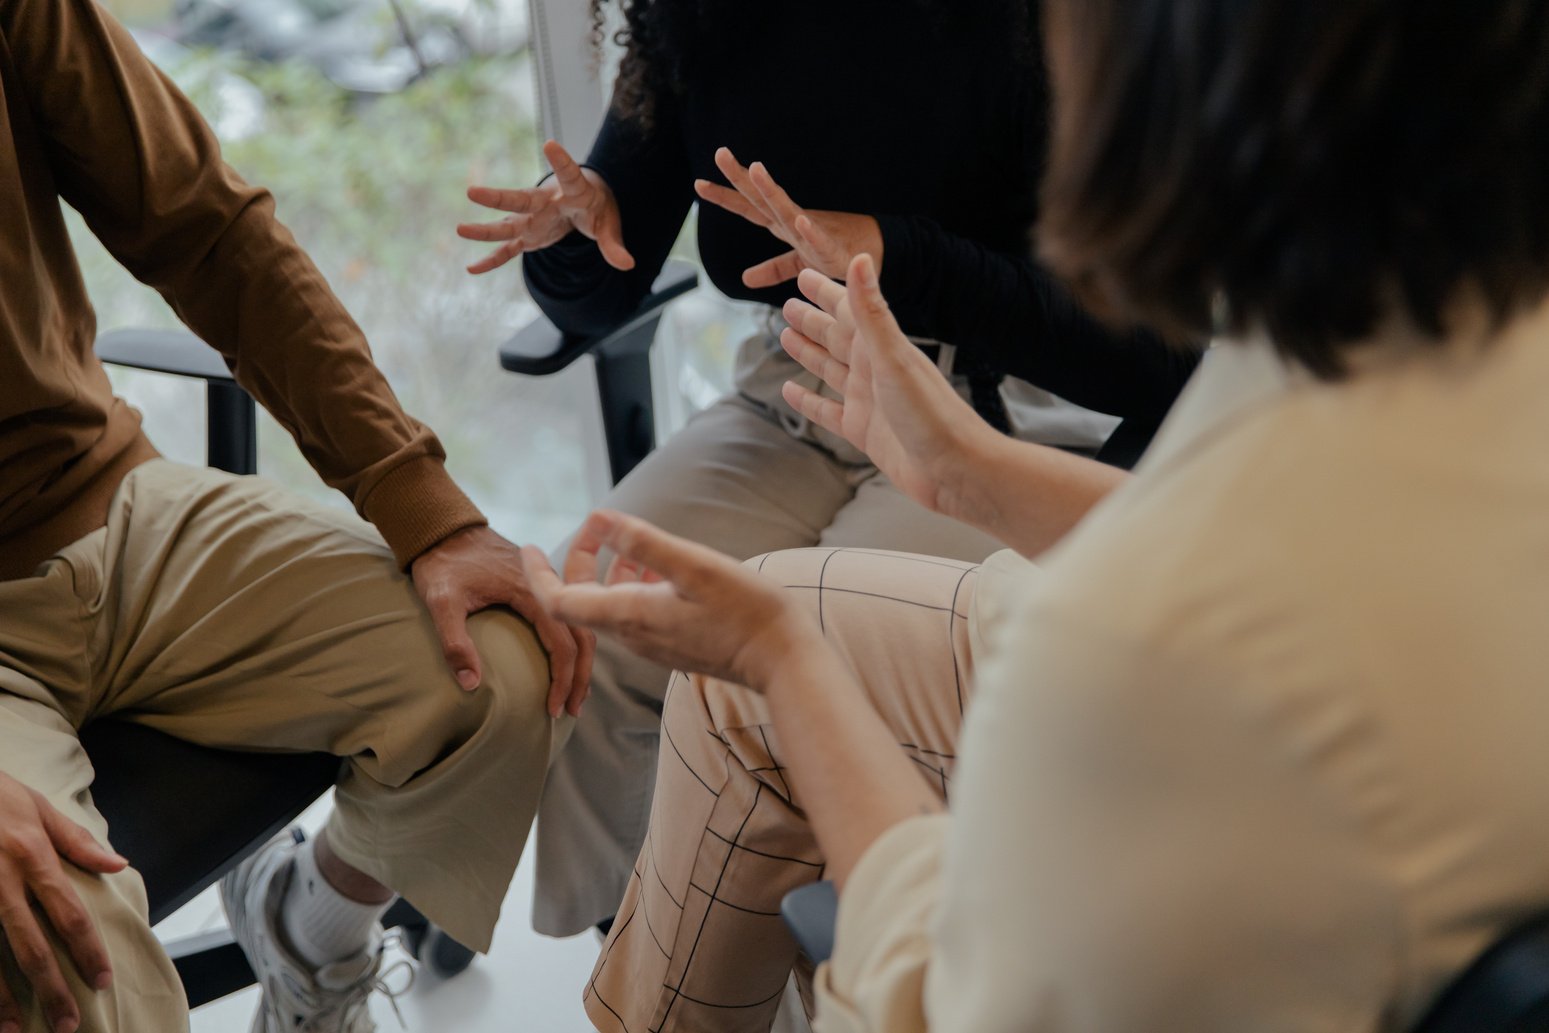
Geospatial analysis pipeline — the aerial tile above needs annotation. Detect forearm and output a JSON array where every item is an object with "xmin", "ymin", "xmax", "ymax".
[
  {"xmin": 762, "ymin": 642, "xmax": 943, "ymax": 890},
  {"xmin": 940, "ymin": 425, "xmax": 1129, "ymax": 559}
]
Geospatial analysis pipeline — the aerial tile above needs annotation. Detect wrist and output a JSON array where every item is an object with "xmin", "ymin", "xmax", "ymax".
[
  {"xmin": 932, "ymin": 419, "xmax": 1007, "ymax": 527},
  {"xmin": 741, "ymin": 606, "xmax": 828, "ymax": 694}
]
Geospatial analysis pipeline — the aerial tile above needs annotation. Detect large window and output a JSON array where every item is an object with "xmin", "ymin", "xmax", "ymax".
[{"xmin": 86, "ymin": 0, "xmax": 750, "ymax": 549}]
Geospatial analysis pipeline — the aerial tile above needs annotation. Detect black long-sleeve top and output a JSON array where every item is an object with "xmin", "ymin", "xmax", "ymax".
[{"xmin": 524, "ymin": 2, "xmax": 1200, "ymax": 436}]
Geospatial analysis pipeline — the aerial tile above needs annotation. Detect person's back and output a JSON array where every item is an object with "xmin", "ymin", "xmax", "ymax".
[{"xmin": 985, "ymin": 309, "xmax": 1549, "ymax": 1026}]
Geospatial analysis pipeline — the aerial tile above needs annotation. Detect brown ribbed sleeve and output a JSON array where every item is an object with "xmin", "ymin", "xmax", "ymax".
[{"xmin": 3, "ymin": 0, "xmax": 484, "ymax": 567}]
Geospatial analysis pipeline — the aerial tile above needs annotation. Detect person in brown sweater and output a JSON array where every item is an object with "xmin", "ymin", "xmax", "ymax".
[{"xmin": 0, "ymin": 2, "xmax": 591, "ymax": 1031}]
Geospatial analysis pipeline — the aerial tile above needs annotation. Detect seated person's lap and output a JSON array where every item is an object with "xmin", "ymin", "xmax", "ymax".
[
  {"xmin": 0, "ymin": 459, "xmax": 563, "ymax": 1029},
  {"xmin": 584, "ymin": 547, "xmax": 985, "ymax": 1033}
]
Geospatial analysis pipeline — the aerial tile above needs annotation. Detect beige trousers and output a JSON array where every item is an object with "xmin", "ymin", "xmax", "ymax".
[
  {"xmin": 0, "ymin": 460, "xmax": 564, "ymax": 1033},
  {"xmin": 584, "ymin": 548, "xmax": 981, "ymax": 1033},
  {"xmin": 533, "ymin": 328, "xmax": 1004, "ymax": 937}
]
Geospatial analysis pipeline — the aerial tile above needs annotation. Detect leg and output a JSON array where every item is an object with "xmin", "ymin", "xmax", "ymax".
[
  {"xmin": 585, "ymin": 548, "xmax": 980, "ymax": 1033},
  {"xmin": 534, "ymin": 394, "xmax": 855, "ymax": 936},
  {"xmin": 817, "ymin": 471, "xmax": 1004, "ymax": 563},
  {"xmin": 84, "ymin": 460, "xmax": 557, "ymax": 955},
  {"xmin": 0, "ymin": 697, "xmax": 186, "ymax": 1033}
]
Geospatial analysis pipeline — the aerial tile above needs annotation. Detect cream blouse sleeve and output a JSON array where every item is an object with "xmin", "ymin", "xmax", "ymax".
[{"xmin": 816, "ymin": 582, "xmax": 1402, "ymax": 1033}]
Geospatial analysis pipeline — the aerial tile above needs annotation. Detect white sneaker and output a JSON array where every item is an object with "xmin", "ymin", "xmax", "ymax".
[{"xmin": 220, "ymin": 829, "xmax": 396, "ymax": 1033}]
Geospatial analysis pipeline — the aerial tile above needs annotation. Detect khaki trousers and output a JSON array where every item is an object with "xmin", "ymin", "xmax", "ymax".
[
  {"xmin": 584, "ymin": 548, "xmax": 982, "ymax": 1033},
  {"xmin": 0, "ymin": 460, "xmax": 564, "ymax": 1033},
  {"xmin": 532, "ymin": 326, "xmax": 1005, "ymax": 937}
]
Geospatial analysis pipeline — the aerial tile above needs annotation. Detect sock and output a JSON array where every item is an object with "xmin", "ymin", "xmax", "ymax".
[{"xmin": 279, "ymin": 837, "xmax": 393, "ymax": 969}]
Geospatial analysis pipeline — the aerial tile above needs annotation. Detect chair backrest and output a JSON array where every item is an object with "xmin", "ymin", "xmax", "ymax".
[{"xmin": 1413, "ymin": 916, "xmax": 1549, "ymax": 1033}]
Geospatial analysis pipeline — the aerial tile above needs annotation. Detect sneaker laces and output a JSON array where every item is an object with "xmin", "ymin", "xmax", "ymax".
[{"xmin": 282, "ymin": 937, "xmax": 416, "ymax": 1033}]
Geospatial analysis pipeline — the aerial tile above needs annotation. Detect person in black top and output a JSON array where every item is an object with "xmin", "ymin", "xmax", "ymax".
[{"xmin": 457, "ymin": 0, "xmax": 1200, "ymax": 942}]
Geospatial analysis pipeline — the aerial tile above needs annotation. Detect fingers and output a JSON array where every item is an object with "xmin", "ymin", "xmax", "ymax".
[
  {"xmin": 455, "ymin": 215, "xmax": 530, "ymax": 242},
  {"xmin": 523, "ymin": 545, "xmax": 598, "ymax": 716},
  {"xmin": 466, "ymin": 184, "xmax": 549, "ymax": 215},
  {"xmin": 529, "ymin": 610, "xmax": 579, "ymax": 719},
  {"xmin": 844, "ymin": 254, "xmax": 909, "ymax": 363},
  {"xmin": 466, "ymin": 241, "xmax": 524, "ymax": 275},
  {"xmin": 562, "ymin": 514, "xmax": 608, "ymax": 585},
  {"xmin": 796, "ymin": 267, "xmax": 851, "ymax": 319},
  {"xmin": 542, "ymin": 581, "xmax": 662, "ymax": 630},
  {"xmin": 29, "ymin": 872, "xmax": 111, "ymax": 1002},
  {"xmin": 567, "ymin": 626, "xmax": 596, "ymax": 717},
  {"xmin": 594, "ymin": 222, "xmax": 637, "ymax": 272},
  {"xmin": 780, "ymin": 327, "xmax": 851, "ymax": 391},
  {"xmin": 590, "ymin": 511, "xmax": 715, "ymax": 591},
  {"xmin": 423, "ymin": 590, "xmax": 482, "ymax": 691},
  {"xmin": 713, "ymin": 148, "xmax": 778, "ymax": 224},
  {"xmin": 693, "ymin": 179, "xmax": 772, "ymax": 228},
  {"xmin": 542, "ymin": 139, "xmax": 591, "ymax": 200},
  {"xmin": 0, "ymin": 970, "xmax": 22, "ymax": 1033},
  {"xmin": 748, "ymin": 162, "xmax": 806, "ymax": 232},
  {"xmin": 38, "ymin": 805, "xmax": 124, "ymax": 878},
  {"xmin": 781, "ymin": 381, "xmax": 847, "ymax": 439},
  {"xmin": 782, "ymin": 297, "xmax": 854, "ymax": 361},
  {"xmin": 743, "ymin": 251, "xmax": 806, "ymax": 289},
  {"xmin": 0, "ymin": 873, "xmax": 80, "ymax": 1033}
]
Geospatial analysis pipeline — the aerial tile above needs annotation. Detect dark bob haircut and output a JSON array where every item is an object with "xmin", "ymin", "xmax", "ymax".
[{"xmin": 1038, "ymin": 1, "xmax": 1549, "ymax": 376}]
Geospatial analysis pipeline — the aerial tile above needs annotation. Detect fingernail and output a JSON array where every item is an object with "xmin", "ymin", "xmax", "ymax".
[
  {"xmin": 457, "ymin": 669, "xmax": 479, "ymax": 691},
  {"xmin": 54, "ymin": 1017, "xmax": 78, "ymax": 1033},
  {"xmin": 95, "ymin": 970, "xmax": 113, "ymax": 990}
]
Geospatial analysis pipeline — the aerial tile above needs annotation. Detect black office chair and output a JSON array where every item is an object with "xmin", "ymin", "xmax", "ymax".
[
  {"xmin": 781, "ymin": 881, "xmax": 1549, "ymax": 1032},
  {"xmin": 89, "ymin": 329, "xmax": 475, "ymax": 1006},
  {"xmin": 499, "ymin": 260, "xmax": 698, "ymax": 485}
]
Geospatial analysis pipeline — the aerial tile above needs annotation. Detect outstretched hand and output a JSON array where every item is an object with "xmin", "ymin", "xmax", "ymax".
[
  {"xmin": 523, "ymin": 510, "xmax": 818, "ymax": 692},
  {"xmin": 695, "ymin": 147, "xmax": 882, "ymax": 289},
  {"xmin": 779, "ymin": 256, "xmax": 993, "ymax": 515},
  {"xmin": 459, "ymin": 139, "xmax": 635, "ymax": 275}
]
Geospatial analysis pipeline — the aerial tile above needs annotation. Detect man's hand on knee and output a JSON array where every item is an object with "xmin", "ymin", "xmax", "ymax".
[
  {"xmin": 411, "ymin": 525, "xmax": 596, "ymax": 718},
  {"xmin": 0, "ymin": 773, "xmax": 125, "ymax": 1033}
]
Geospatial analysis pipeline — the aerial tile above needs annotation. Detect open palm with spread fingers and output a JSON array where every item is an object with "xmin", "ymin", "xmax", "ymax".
[
  {"xmin": 522, "ymin": 510, "xmax": 818, "ymax": 692},
  {"xmin": 695, "ymin": 147, "xmax": 882, "ymax": 289},
  {"xmin": 779, "ymin": 257, "xmax": 995, "ymax": 514},
  {"xmin": 459, "ymin": 139, "xmax": 635, "ymax": 274}
]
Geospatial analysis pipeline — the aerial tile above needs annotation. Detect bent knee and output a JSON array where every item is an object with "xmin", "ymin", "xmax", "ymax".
[{"xmin": 465, "ymin": 609, "xmax": 570, "ymax": 760}]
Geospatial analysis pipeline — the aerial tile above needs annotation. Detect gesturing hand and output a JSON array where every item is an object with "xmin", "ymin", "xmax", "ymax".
[
  {"xmin": 0, "ymin": 773, "xmax": 125, "ymax": 1033},
  {"xmin": 779, "ymin": 256, "xmax": 993, "ymax": 516},
  {"xmin": 695, "ymin": 147, "xmax": 882, "ymax": 289},
  {"xmin": 411, "ymin": 525, "xmax": 596, "ymax": 718},
  {"xmin": 522, "ymin": 510, "xmax": 818, "ymax": 693},
  {"xmin": 458, "ymin": 139, "xmax": 635, "ymax": 275}
]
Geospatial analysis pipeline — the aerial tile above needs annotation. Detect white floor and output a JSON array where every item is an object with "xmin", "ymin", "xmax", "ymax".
[{"xmin": 178, "ymin": 798, "xmax": 600, "ymax": 1032}]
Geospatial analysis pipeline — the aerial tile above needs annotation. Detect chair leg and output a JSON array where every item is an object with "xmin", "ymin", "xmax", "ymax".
[{"xmin": 167, "ymin": 929, "xmax": 255, "ymax": 1009}]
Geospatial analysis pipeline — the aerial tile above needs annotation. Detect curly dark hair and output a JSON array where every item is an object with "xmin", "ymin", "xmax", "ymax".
[{"xmin": 589, "ymin": 1, "xmax": 1036, "ymax": 128}]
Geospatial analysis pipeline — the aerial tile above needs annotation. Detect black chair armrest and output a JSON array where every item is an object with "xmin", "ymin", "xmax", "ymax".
[
  {"xmin": 1413, "ymin": 914, "xmax": 1549, "ymax": 1033},
  {"xmin": 781, "ymin": 880, "xmax": 839, "ymax": 965},
  {"xmin": 498, "ymin": 260, "xmax": 698, "ymax": 376},
  {"xmin": 501, "ymin": 260, "xmax": 699, "ymax": 484},
  {"xmin": 96, "ymin": 328, "xmax": 257, "ymax": 476},
  {"xmin": 95, "ymin": 328, "xmax": 234, "ymax": 383}
]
